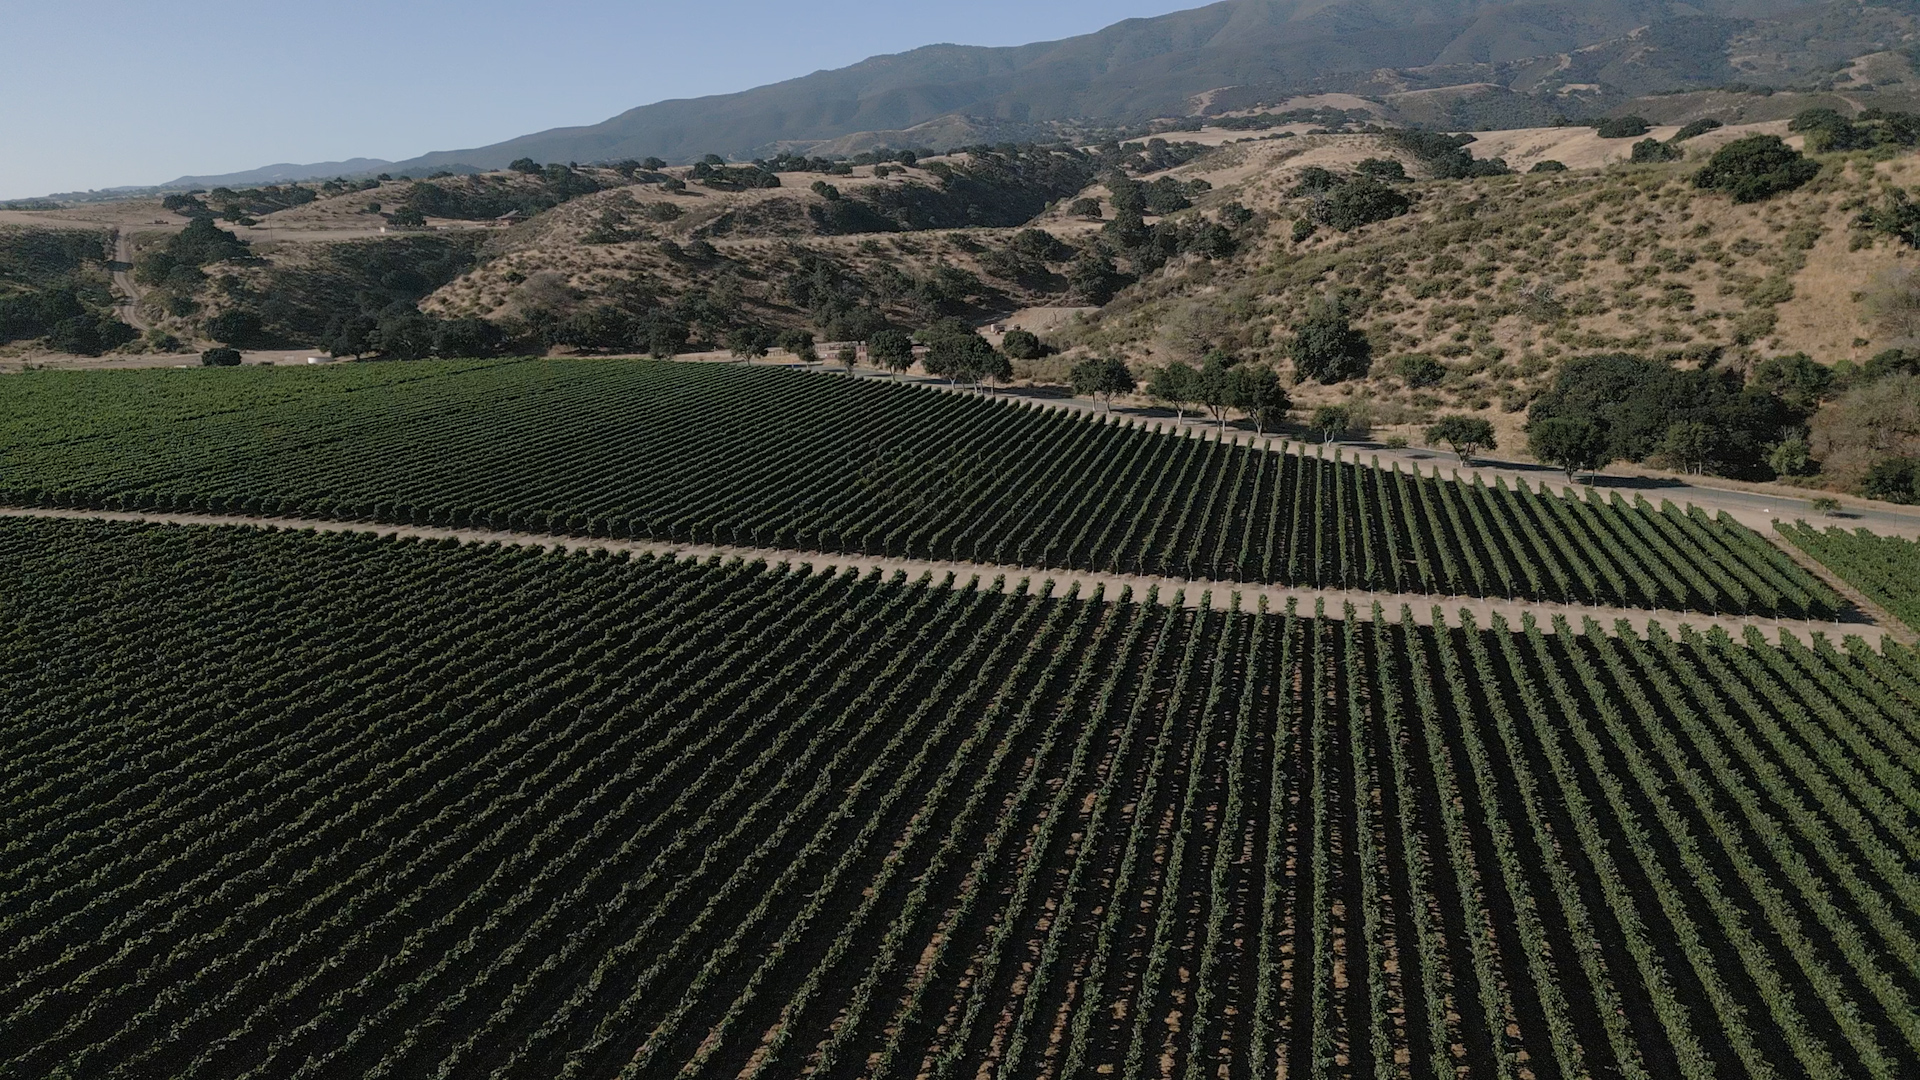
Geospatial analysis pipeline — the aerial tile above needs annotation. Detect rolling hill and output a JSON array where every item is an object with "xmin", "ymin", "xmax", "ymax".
[{"xmin": 384, "ymin": 0, "xmax": 1908, "ymax": 169}]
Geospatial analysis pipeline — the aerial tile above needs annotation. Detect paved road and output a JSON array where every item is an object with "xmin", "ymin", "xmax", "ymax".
[{"xmin": 1, "ymin": 506, "xmax": 1897, "ymax": 647}]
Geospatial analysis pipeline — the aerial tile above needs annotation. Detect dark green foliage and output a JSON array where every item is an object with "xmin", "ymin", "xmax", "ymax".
[
  {"xmin": 1853, "ymin": 189, "xmax": 1920, "ymax": 247},
  {"xmin": 1148, "ymin": 359, "xmax": 1199, "ymax": 417},
  {"xmin": 0, "ymin": 228, "xmax": 108, "ymax": 290},
  {"xmin": 1068, "ymin": 355, "xmax": 1136, "ymax": 407},
  {"xmin": 1393, "ymin": 353, "xmax": 1446, "ymax": 388},
  {"xmin": 1526, "ymin": 352, "xmax": 1799, "ymax": 478},
  {"xmin": 919, "ymin": 318, "xmax": 1008, "ymax": 386},
  {"xmin": 0, "ymin": 514, "xmax": 1873, "ymax": 1078},
  {"xmin": 1788, "ymin": 107, "xmax": 1920, "ymax": 152},
  {"xmin": 161, "ymin": 192, "xmax": 211, "ymax": 216},
  {"xmin": 44, "ymin": 311, "xmax": 136, "ymax": 356},
  {"xmin": 1694, "ymin": 135, "xmax": 1821, "ymax": 203},
  {"xmin": 808, "ymin": 196, "xmax": 900, "ymax": 235},
  {"xmin": 202, "ymin": 183, "xmax": 318, "ymax": 219},
  {"xmin": 402, "ymin": 166, "xmax": 605, "ymax": 221},
  {"xmin": 324, "ymin": 313, "xmax": 378, "ymax": 358},
  {"xmin": 1293, "ymin": 167, "xmax": 1342, "ymax": 195},
  {"xmin": 1383, "ymin": 130, "xmax": 1509, "ymax": 179},
  {"xmin": 551, "ymin": 304, "xmax": 685, "ymax": 357},
  {"xmin": 0, "ymin": 286, "xmax": 89, "ymax": 345},
  {"xmin": 1067, "ymin": 250, "xmax": 1125, "ymax": 304},
  {"xmin": 776, "ymin": 328, "xmax": 818, "ymax": 363},
  {"xmin": 1011, "ymin": 227, "xmax": 1068, "ymax": 262},
  {"xmin": 1863, "ymin": 348, "xmax": 1920, "ymax": 381},
  {"xmin": 200, "ymin": 347, "xmax": 242, "ymax": 367},
  {"xmin": 866, "ymin": 328, "xmax": 914, "ymax": 374},
  {"xmin": 249, "ymin": 235, "xmax": 484, "ymax": 342},
  {"xmin": 1529, "ymin": 159, "xmax": 1568, "ymax": 173},
  {"xmin": 509, "ymin": 157, "xmax": 542, "ymax": 173},
  {"xmin": 1750, "ymin": 352, "xmax": 1832, "ymax": 413},
  {"xmin": 1309, "ymin": 403, "xmax": 1351, "ymax": 442},
  {"xmin": 1195, "ymin": 350, "xmax": 1240, "ymax": 428},
  {"xmin": 1527, "ymin": 416, "xmax": 1613, "ymax": 479},
  {"xmin": 386, "ymin": 207, "xmax": 428, "ymax": 228},
  {"xmin": 1001, "ymin": 328, "xmax": 1044, "ymax": 360},
  {"xmin": 0, "ymin": 360, "xmax": 1835, "ymax": 614},
  {"xmin": 846, "ymin": 146, "xmax": 1102, "ymax": 231},
  {"xmin": 205, "ymin": 308, "xmax": 269, "ymax": 348},
  {"xmin": 1426, "ymin": 415, "xmax": 1497, "ymax": 465},
  {"xmin": 1862, "ymin": 457, "xmax": 1920, "ymax": 504},
  {"xmin": 1594, "ymin": 116, "xmax": 1651, "ymax": 139},
  {"xmin": 1070, "ymin": 196, "xmax": 1103, "ymax": 219},
  {"xmin": 1630, "ymin": 138, "xmax": 1685, "ymax": 163},
  {"xmin": 1670, "ymin": 118, "xmax": 1723, "ymax": 142},
  {"xmin": 1227, "ymin": 362, "xmax": 1288, "ymax": 432},
  {"xmin": 135, "ymin": 218, "xmax": 249, "ymax": 285},
  {"xmin": 691, "ymin": 162, "xmax": 781, "ymax": 191},
  {"xmin": 1311, "ymin": 178, "xmax": 1410, "ymax": 231},
  {"xmin": 1355, "ymin": 158, "xmax": 1407, "ymax": 182},
  {"xmin": 726, "ymin": 325, "xmax": 773, "ymax": 359},
  {"xmin": 1287, "ymin": 296, "xmax": 1372, "ymax": 384}
]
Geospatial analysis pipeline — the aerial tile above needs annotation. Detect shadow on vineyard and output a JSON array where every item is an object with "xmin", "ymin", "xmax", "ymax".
[{"xmin": 5, "ymin": 518, "xmax": 1920, "ymax": 1078}]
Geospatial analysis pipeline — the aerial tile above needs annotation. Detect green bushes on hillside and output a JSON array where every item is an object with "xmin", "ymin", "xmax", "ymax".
[{"xmin": 1694, "ymin": 136, "xmax": 1821, "ymax": 202}]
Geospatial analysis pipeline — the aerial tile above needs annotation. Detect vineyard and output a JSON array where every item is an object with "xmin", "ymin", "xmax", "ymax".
[
  {"xmin": 6, "ymin": 517, "xmax": 1920, "ymax": 1079},
  {"xmin": 0, "ymin": 359, "xmax": 1838, "ymax": 616},
  {"xmin": 1781, "ymin": 521, "xmax": 1920, "ymax": 633}
]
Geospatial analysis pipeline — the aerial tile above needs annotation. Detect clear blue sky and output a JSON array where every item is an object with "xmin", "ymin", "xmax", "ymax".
[{"xmin": 1, "ymin": 0, "xmax": 1194, "ymax": 199}]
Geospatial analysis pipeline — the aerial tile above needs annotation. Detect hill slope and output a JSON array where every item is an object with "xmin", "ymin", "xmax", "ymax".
[{"xmin": 393, "ymin": 0, "xmax": 1882, "ymax": 168}]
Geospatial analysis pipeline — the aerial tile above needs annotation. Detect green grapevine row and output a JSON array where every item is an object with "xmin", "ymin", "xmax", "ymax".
[
  {"xmin": 3, "ymin": 517, "xmax": 1912, "ymax": 1078},
  {"xmin": 1781, "ymin": 520, "xmax": 1920, "ymax": 631},
  {"xmin": 0, "ymin": 358, "xmax": 1838, "ymax": 615}
]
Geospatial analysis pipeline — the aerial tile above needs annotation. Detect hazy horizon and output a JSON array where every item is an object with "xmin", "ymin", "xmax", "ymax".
[{"xmin": 1, "ymin": 0, "xmax": 1195, "ymax": 200}]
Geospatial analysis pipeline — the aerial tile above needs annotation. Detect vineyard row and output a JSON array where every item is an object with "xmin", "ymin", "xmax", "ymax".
[
  {"xmin": 0, "ymin": 359, "xmax": 1838, "ymax": 616},
  {"xmin": 4, "ymin": 518, "xmax": 1917, "ymax": 1080}
]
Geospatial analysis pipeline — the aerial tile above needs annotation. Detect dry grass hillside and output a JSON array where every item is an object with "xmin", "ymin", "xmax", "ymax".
[
  {"xmin": 420, "ymin": 153, "xmax": 1095, "ymax": 333},
  {"xmin": 1049, "ymin": 133, "xmax": 1920, "ymax": 446}
]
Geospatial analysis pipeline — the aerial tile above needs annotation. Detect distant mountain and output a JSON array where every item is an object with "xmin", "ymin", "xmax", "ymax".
[
  {"xmin": 161, "ymin": 159, "xmax": 396, "ymax": 189},
  {"xmin": 161, "ymin": 0, "xmax": 1919, "ymax": 187},
  {"xmin": 380, "ymin": 0, "xmax": 1895, "ymax": 170}
]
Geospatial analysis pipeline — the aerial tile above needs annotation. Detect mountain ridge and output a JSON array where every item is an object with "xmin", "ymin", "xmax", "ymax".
[{"xmin": 126, "ymin": 0, "xmax": 1919, "ymax": 190}]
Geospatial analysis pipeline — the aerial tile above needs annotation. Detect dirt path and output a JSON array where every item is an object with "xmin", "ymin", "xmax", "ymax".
[
  {"xmin": 1765, "ymin": 529, "xmax": 1918, "ymax": 645},
  {"xmin": 107, "ymin": 229, "xmax": 149, "ymax": 333},
  {"xmin": 2, "ymin": 506, "xmax": 1894, "ymax": 648}
]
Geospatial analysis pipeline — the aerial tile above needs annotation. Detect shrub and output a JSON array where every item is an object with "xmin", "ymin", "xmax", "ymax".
[
  {"xmin": 1630, "ymin": 138, "xmax": 1684, "ymax": 164},
  {"xmin": 1671, "ymin": 118, "xmax": 1723, "ymax": 142},
  {"xmin": 1863, "ymin": 456, "xmax": 1920, "ymax": 503},
  {"xmin": 205, "ymin": 308, "xmax": 267, "ymax": 347},
  {"xmin": 1314, "ymin": 179, "xmax": 1410, "ymax": 231},
  {"xmin": 1001, "ymin": 328, "xmax": 1044, "ymax": 360},
  {"xmin": 45, "ymin": 313, "xmax": 137, "ymax": 356},
  {"xmin": 200, "ymin": 347, "xmax": 242, "ymax": 367},
  {"xmin": 1287, "ymin": 295, "xmax": 1372, "ymax": 384},
  {"xmin": 1694, "ymin": 136, "xmax": 1821, "ymax": 203},
  {"xmin": 1530, "ymin": 159, "xmax": 1568, "ymax": 173},
  {"xmin": 1595, "ymin": 116, "xmax": 1651, "ymax": 139},
  {"xmin": 1392, "ymin": 352, "xmax": 1446, "ymax": 387}
]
